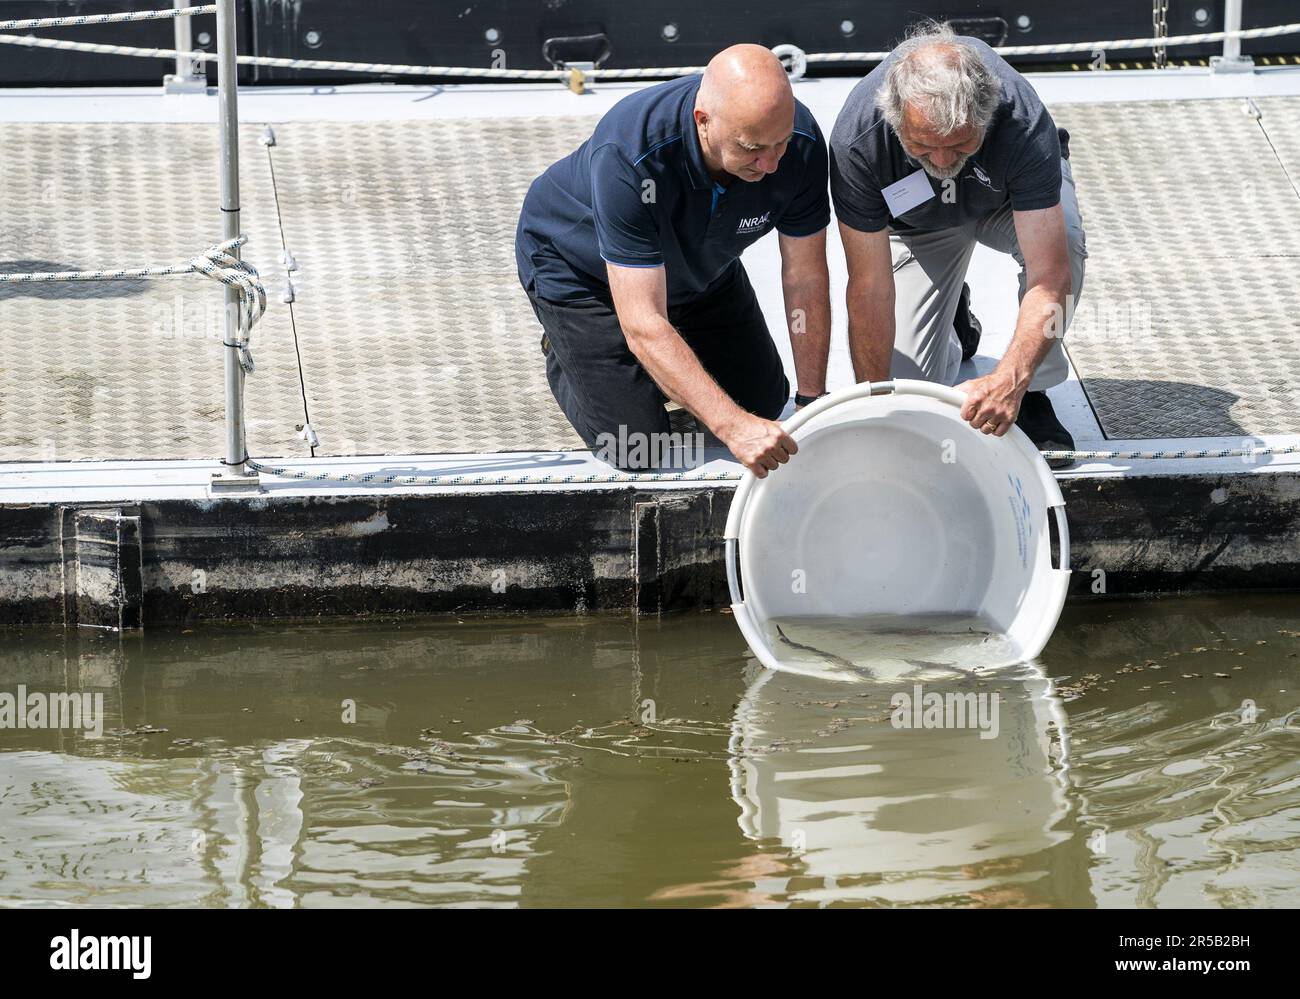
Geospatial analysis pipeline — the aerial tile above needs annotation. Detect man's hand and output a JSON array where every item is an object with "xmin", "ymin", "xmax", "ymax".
[
  {"xmin": 955, "ymin": 368, "xmax": 1028, "ymax": 437},
  {"xmin": 717, "ymin": 412, "xmax": 798, "ymax": 478}
]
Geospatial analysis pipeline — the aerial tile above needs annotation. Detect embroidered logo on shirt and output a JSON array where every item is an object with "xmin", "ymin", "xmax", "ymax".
[
  {"xmin": 966, "ymin": 163, "xmax": 1000, "ymax": 193},
  {"xmin": 736, "ymin": 211, "xmax": 771, "ymax": 235}
]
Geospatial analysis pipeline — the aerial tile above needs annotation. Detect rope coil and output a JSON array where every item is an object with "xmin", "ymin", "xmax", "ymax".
[{"xmin": 0, "ymin": 236, "xmax": 266, "ymax": 373}]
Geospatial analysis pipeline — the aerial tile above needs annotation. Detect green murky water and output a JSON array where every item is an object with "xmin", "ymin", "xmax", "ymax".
[{"xmin": 0, "ymin": 595, "xmax": 1297, "ymax": 908}]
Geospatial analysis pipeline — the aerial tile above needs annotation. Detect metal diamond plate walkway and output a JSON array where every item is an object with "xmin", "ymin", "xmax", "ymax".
[
  {"xmin": 1053, "ymin": 95, "xmax": 1300, "ymax": 439},
  {"xmin": 2, "ymin": 95, "xmax": 1299, "ymax": 461},
  {"xmin": 266, "ymin": 116, "xmax": 593, "ymax": 457},
  {"xmin": 0, "ymin": 123, "xmax": 307, "ymax": 462}
]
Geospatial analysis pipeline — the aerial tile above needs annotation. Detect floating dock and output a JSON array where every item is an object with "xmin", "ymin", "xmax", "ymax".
[{"xmin": 4, "ymin": 65, "xmax": 1300, "ymax": 627}]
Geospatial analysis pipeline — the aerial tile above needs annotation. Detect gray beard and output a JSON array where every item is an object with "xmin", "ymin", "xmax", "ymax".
[{"xmin": 909, "ymin": 153, "xmax": 969, "ymax": 181}]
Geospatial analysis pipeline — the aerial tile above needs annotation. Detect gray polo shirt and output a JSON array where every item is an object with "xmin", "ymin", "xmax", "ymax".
[{"xmin": 829, "ymin": 36, "xmax": 1069, "ymax": 234}]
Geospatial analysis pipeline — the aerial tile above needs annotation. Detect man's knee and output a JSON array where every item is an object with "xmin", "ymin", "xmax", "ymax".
[
  {"xmin": 891, "ymin": 295, "xmax": 965, "ymax": 385},
  {"xmin": 890, "ymin": 343, "xmax": 959, "ymax": 386},
  {"xmin": 555, "ymin": 380, "xmax": 681, "ymax": 472},
  {"xmin": 731, "ymin": 370, "xmax": 790, "ymax": 422}
]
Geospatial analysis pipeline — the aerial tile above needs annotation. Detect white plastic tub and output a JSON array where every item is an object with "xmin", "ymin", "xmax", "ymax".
[{"xmin": 724, "ymin": 379, "xmax": 1070, "ymax": 680}]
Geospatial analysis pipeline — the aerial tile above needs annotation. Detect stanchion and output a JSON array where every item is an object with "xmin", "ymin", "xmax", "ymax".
[{"xmin": 210, "ymin": 0, "xmax": 260, "ymax": 494}]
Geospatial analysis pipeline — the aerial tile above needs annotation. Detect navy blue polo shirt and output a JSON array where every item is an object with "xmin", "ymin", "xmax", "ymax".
[{"xmin": 516, "ymin": 74, "xmax": 830, "ymax": 307}]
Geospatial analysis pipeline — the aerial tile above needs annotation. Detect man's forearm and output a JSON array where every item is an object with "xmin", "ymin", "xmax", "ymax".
[
  {"xmin": 784, "ymin": 276, "xmax": 831, "ymax": 397},
  {"xmin": 846, "ymin": 281, "xmax": 895, "ymax": 383},
  {"xmin": 623, "ymin": 317, "xmax": 744, "ymax": 436},
  {"xmin": 998, "ymin": 279, "xmax": 1070, "ymax": 392}
]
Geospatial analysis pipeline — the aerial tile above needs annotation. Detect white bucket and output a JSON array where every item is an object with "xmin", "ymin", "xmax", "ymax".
[{"xmin": 724, "ymin": 380, "xmax": 1071, "ymax": 680}]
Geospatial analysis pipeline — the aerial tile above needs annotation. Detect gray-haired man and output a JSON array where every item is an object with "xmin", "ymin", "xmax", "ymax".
[{"xmin": 829, "ymin": 22, "xmax": 1085, "ymax": 466}]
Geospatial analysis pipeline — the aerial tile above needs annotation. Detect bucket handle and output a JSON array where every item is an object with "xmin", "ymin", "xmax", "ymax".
[
  {"xmin": 724, "ymin": 539, "xmax": 783, "ymax": 671},
  {"xmin": 1052, "ymin": 502, "xmax": 1070, "ymax": 572},
  {"xmin": 725, "ymin": 537, "xmax": 742, "ymax": 605}
]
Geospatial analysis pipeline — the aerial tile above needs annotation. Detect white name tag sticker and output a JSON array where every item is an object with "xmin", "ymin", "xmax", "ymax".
[{"xmin": 881, "ymin": 169, "xmax": 935, "ymax": 218}]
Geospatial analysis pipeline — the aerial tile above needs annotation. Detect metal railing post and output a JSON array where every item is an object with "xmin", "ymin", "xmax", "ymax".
[
  {"xmin": 212, "ymin": 0, "xmax": 260, "ymax": 492},
  {"xmin": 1224, "ymin": 0, "xmax": 1244, "ymax": 61},
  {"xmin": 163, "ymin": 0, "xmax": 206, "ymax": 93},
  {"xmin": 1212, "ymin": 0, "xmax": 1256, "ymax": 72}
]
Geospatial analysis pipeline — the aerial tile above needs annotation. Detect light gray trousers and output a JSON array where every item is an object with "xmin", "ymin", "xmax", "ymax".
[{"xmin": 887, "ymin": 158, "xmax": 1087, "ymax": 392}]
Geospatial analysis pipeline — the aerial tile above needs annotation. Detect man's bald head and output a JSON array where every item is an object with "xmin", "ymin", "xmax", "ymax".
[
  {"xmin": 698, "ymin": 44, "xmax": 793, "ymax": 124},
  {"xmin": 694, "ymin": 45, "xmax": 796, "ymax": 183}
]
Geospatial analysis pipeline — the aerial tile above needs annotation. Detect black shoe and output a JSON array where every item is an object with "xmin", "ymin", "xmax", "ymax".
[
  {"xmin": 1016, "ymin": 391, "xmax": 1075, "ymax": 470},
  {"xmin": 955, "ymin": 282, "xmax": 982, "ymax": 362}
]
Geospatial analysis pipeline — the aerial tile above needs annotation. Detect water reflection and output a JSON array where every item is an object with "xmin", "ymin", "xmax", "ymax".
[
  {"xmin": 0, "ymin": 597, "xmax": 1295, "ymax": 907},
  {"xmin": 0, "ymin": 629, "xmax": 581, "ymax": 907},
  {"xmin": 726, "ymin": 659, "xmax": 1085, "ymax": 906}
]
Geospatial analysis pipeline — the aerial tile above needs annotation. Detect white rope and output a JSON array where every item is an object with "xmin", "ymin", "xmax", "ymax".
[
  {"xmin": 241, "ymin": 441, "xmax": 1300, "ymax": 487},
  {"xmin": 0, "ymin": 32, "xmax": 568, "ymax": 79},
  {"xmin": 1040, "ymin": 443, "xmax": 1300, "ymax": 461},
  {"xmin": 805, "ymin": 22, "xmax": 1300, "ymax": 63},
  {"xmin": 0, "ymin": 6, "xmax": 215, "ymax": 31},
  {"xmin": 0, "ymin": 22, "xmax": 1295, "ymax": 79},
  {"xmin": 243, "ymin": 458, "xmax": 747, "ymax": 485},
  {"xmin": 0, "ymin": 236, "xmax": 265, "ymax": 373}
]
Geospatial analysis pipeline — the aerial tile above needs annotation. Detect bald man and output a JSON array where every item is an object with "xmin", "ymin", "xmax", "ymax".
[{"xmin": 515, "ymin": 45, "xmax": 831, "ymax": 477}]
